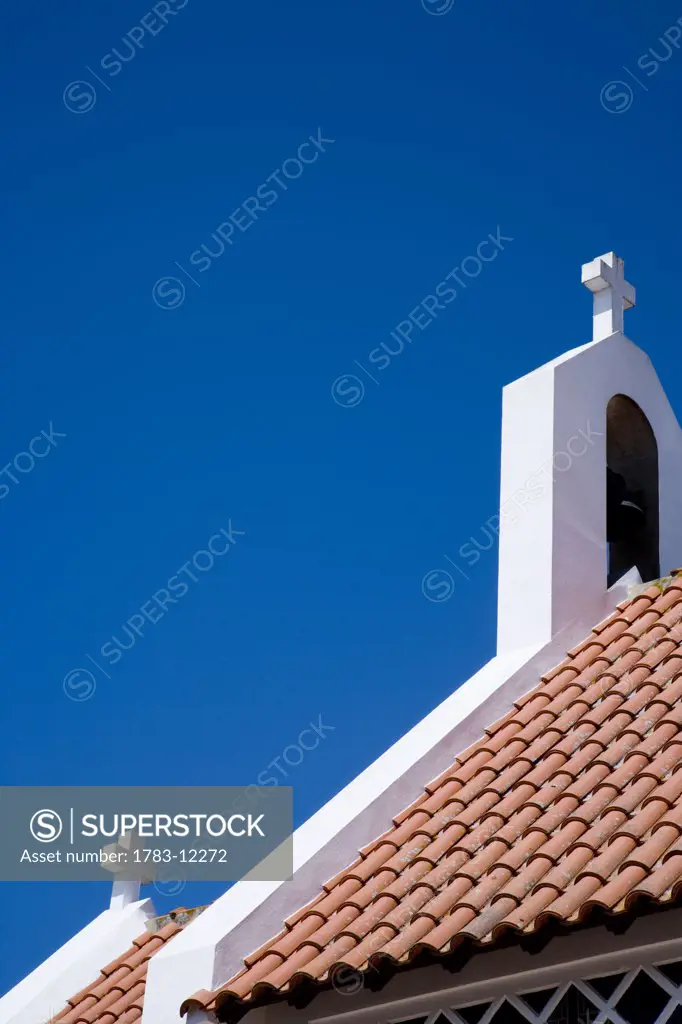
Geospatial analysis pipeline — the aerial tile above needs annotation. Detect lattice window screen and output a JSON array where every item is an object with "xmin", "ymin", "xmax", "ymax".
[{"xmin": 392, "ymin": 962, "xmax": 682, "ymax": 1024}]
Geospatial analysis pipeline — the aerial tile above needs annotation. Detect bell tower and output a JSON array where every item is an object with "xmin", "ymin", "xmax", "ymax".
[{"xmin": 496, "ymin": 252, "xmax": 682, "ymax": 654}]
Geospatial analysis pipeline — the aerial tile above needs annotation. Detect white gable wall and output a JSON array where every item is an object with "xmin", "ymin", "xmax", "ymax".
[{"xmin": 497, "ymin": 332, "xmax": 682, "ymax": 654}]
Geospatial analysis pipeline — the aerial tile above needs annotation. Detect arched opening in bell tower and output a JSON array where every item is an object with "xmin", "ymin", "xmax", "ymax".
[{"xmin": 606, "ymin": 394, "xmax": 659, "ymax": 587}]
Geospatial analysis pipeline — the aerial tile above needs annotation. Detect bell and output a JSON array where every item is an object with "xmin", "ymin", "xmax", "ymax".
[{"xmin": 607, "ymin": 467, "xmax": 646, "ymax": 543}]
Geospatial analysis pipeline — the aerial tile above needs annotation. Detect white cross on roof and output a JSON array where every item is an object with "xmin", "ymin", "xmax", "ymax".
[{"xmin": 581, "ymin": 251, "xmax": 636, "ymax": 342}]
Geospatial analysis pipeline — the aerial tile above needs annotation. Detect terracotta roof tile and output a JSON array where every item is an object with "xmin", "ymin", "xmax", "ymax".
[
  {"xmin": 51, "ymin": 907, "xmax": 205, "ymax": 1024},
  {"xmin": 183, "ymin": 578, "xmax": 682, "ymax": 1021}
]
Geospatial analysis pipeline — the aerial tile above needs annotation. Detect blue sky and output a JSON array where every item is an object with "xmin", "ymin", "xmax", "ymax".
[{"xmin": 2, "ymin": 0, "xmax": 682, "ymax": 998}]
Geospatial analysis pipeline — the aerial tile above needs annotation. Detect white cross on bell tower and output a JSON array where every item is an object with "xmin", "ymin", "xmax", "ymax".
[{"xmin": 581, "ymin": 251, "xmax": 636, "ymax": 342}]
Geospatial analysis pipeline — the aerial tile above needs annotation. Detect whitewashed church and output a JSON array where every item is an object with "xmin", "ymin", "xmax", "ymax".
[{"xmin": 4, "ymin": 252, "xmax": 682, "ymax": 1024}]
